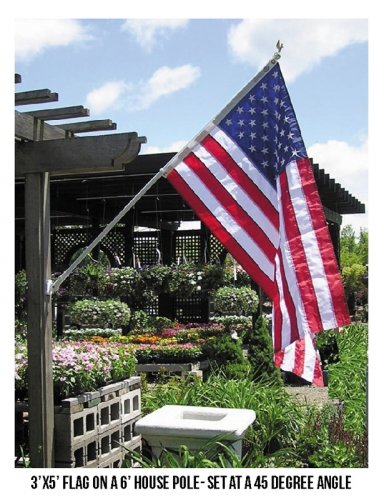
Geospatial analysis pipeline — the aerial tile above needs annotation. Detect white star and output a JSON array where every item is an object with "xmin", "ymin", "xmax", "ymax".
[
  {"xmin": 261, "ymin": 147, "xmax": 269, "ymax": 154},
  {"xmin": 262, "ymin": 160, "xmax": 269, "ymax": 168},
  {"xmin": 273, "ymin": 84, "xmax": 281, "ymax": 92},
  {"xmin": 250, "ymin": 132, "xmax": 256, "ymax": 140},
  {"xmin": 291, "ymin": 148, "xmax": 299, "ymax": 157},
  {"xmin": 249, "ymin": 107, "xmax": 256, "ymax": 115},
  {"xmin": 280, "ymin": 129, "xmax": 285, "ymax": 137},
  {"xmin": 274, "ymin": 97, "xmax": 279, "ymax": 105},
  {"xmin": 225, "ymin": 118, "xmax": 232, "ymax": 126},
  {"xmin": 283, "ymin": 145, "xmax": 289, "ymax": 152},
  {"xmin": 249, "ymin": 94, "xmax": 256, "ymax": 102},
  {"xmin": 249, "ymin": 119, "xmax": 256, "ymax": 127},
  {"xmin": 262, "ymin": 122, "xmax": 269, "ymax": 129},
  {"xmin": 260, "ymin": 96, "xmax": 268, "ymax": 104},
  {"xmin": 262, "ymin": 135, "xmax": 269, "ymax": 142},
  {"xmin": 238, "ymin": 131, "xmax": 244, "ymax": 139},
  {"xmin": 274, "ymin": 124, "xmax": 279, "ymax": 132},
  {"xmin": 260, "ymin": 82, "xmax": 267, "ymax": 90},
  {"xmin": 287, "ymin": 132, "xmax": 294, "ymax": 140},
  {"xmin": 238, "ymin": 119, "xmax": 245, "ymax": 127},
  {"xmin": 273, "ymin": 71, "xmax": 278, "ymax": 78},
  {"xmin": 279, "ymin": 100, "xmax": 285, "ymax": 108},
  {"xmin": 261, "ymin": 109, "xmax": 268, "ymax": 116},
  {"xmin": 249, "ymin": 145, "xmax": 256, "ymax": 153},
  {"xmin": 237, "ymin": 106, "xmax": 244, "ymax": 114}
]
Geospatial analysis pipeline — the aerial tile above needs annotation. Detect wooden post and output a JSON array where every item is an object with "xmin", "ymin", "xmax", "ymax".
[{"xmin": 25, "ymin": 172, "xmax": 54, "ymax": 467}]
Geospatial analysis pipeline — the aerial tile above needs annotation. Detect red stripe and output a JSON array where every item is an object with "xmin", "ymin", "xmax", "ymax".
[
  {"xmin": 168, "ymin": 169, "xmax": 276, "ymax": 298},
  {"xmin": 184, "ymin": 152, "xmax": 276, "ymax": 263},
  {"xmin": 201, "ymin": 135, "xmax": 279, "ymax": 230},
  {"xmin": 312, "ymin": 354, "xmax": 324, "ymax": 387},
  {"xmin": 278, "ymin": 249, "xmax": 300, "ymax": 345},
  {"xmin": 296, "ymin": 158, "xmax": 351, "ymax": 327},
  {"xmin": 279, "ymin": 169, "xmax": 323, "ymax": 333},
  {"xmin": 292, "ymin": 338, "xmax": 305, "ymax": 377},
  {"xmin": 274, "ymin": 350, "xmax": 284, "ymax": 368}
]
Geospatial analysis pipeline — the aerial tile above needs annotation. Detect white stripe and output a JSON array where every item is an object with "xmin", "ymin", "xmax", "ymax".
[
  {"xmin": 285, "ymin": 160, "xmax": 336, "ymax": 329},
  {"xmin": 279, "ymin": 341, "xmax": 296, "ymax": 373},
  {"xmin": 211, "ymin": 127, "xmax": 278, "ymax": 209},
  {"xmin": 276, "ymin": 179, "xmax": 309, "ymax": 340},
  {"xmin": 275, "ymin": 252, "xmax": 292, "ymax": 350},
  {"xmin": 301, "ymin": 334, "xmax": 317, "ymax": 383},
  {"xmin": 175, "ymin": 162, "xmax": 275, "ymax": 280},
  {"xmin": 192, "ymin": 144, "xmax": 279, "ymax": 248}
]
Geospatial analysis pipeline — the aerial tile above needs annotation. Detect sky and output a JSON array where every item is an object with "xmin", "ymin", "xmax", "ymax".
[{"xmin": 13, "ymin": 17, "xmax": 368, "ymax": 234}]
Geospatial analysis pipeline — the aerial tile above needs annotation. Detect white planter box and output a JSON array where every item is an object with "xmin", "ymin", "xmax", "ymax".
[{"xmin": 135, "ymin": 405, "xmax": 255, "ymax": 459}]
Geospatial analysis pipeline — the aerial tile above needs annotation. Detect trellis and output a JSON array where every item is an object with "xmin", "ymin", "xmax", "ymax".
[{"xmin": 15, "ymin": 74, "xmax": 146, "ymax": 467}]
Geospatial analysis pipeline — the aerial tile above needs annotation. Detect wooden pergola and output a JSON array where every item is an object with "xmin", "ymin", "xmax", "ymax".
[{"xmin": 15, "ymin": 74, "xmax": 146, "ymax": 467}]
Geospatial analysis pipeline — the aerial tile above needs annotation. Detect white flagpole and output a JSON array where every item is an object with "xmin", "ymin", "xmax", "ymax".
[{"xmin": 51, "ymin": 46, "xmax": 283, "ymax": 294}]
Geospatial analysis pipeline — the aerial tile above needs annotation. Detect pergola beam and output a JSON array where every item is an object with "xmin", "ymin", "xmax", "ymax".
[
  {"xmin": 57, "ymin": 119, "xmax": 117, "ymax": 133},
  {"xmin": 15, "ymin": 89, "xmax": 59, "ymax": 106},
  {"xmin": 25, "ymin": 105, "xmax": 90, "ymax": 121},
  {"xmin": 16, "ymin": 132, "xmax": 146, "ymax": 176}
]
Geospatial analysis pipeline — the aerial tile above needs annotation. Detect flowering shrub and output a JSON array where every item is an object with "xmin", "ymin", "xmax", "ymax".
[
  {"xmin": 140, "ymin": 265, "xmax": 173, "ymax": 294},
  {"xmin": 133, "ymin": 343, "xmax": 203, "ymax": 364},
  {"xmin": 100, "ymin": 267, "xmax": 142, "ymax": 300},
  {"xmin": 63, "ymin": 328, "xmax": 122, "ymax": 340},
  {"xmin": 15, "ymin": 341, "xmax": 137, "ymax": 401},
  {"xmin": 67, "ymin": 299, "xmax": 131, "ymax": 328},
  {"xmin": 168, "ymin": 263, "xmax": 204, "ymax": 296},
  {"xmin": 213, "ymin": 286, "xmax": 259, "ymax": 315}
]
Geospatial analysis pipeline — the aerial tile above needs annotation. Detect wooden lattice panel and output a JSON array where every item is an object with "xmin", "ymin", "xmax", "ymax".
[
  {"xmin": 102, "ymin": 229, "xmax": 126, "ymax": 265},
  {"xmin": 133, "ymin": 232, "xmax": 159, "ymax": 266},
  {"xmin": 53, "ymin": 229, "xmax": 90, "ymax": 267},
  {"xmin": 175, "ymin": 231, "xmax": 201, "ymax": 263},
  {"xmin": 210, "ymin": 234, "xmax": 226, "ymax": 263},
  {"xmin": 174, "ymin": 293, "xmax": 205, "ymax": 323}
]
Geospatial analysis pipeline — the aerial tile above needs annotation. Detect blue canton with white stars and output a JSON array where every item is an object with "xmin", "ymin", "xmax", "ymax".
[{"xmin": 218, "ymin": 63, "xmax": 307, "ymax": 187}]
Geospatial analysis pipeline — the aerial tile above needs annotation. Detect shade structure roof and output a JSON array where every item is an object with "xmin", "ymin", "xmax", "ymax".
[{"xmin": 15, "ymin": 152, "xmax": 365, "ymax": 231}]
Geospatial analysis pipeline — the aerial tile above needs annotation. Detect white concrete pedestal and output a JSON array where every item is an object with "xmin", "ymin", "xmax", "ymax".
[{"xmin": 135, "ymin": 405, "xmax": 256, "ymax": 459}]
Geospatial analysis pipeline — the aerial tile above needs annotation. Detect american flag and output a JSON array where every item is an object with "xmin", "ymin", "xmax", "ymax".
[
  {"xmin": 166, "ymin": 60, "xmax": 350, "ymax": 352},
  {"xmin": 274, "ymin": 333, "xmax": 324, "ymax": 387}
]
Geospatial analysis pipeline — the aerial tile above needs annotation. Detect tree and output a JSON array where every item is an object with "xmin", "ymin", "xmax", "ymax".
[
  {"xmin": 247, "ymin": 315, "xmax": 282, "ymax": 385},
  {"xmin": 340, "ymin": 225, "xmax": 368, "ymax": 318}
]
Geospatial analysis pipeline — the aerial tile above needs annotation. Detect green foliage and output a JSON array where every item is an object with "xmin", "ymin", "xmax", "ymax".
[
  {"xmin": 201, "ymin": 333, "xmax": 251, "ymax": 379},
  {"xmin": 123, "ymin": 437, "xmax": 244, "ymax": 468},
  {"xmin": 295, "ymin": 404, "xmax": 366, "ymax": 468},
  {"xmin": 328, "ymin": 324, "xmax": 368, "ymax": 436},
  {"xmin": 129, "ymin": 310, "xmax": 152, "ymax": 331},
  {"xmin": 342, "ymin": 263, "xmax": 366, "ymax": 296},
  {"xmin": 151, "ymin": 316, "xmax": 175, "ymax": 333},
  {"xmin": 213, "ymin": 286, "xmax": 259, "ymax": 315},
  {"xmin": 67, "ymin": 299, "xmax": 131, "ymax": 328},
  {"xmin": 340, "ymin": 225, "xmax": 368, "ymax": 269},
  {"xmin": 15, "ymin": 270, "xmax": 28, "ymax": 321},
  {"xmin": 67, "ymin": 262, "xmax": 107, "ymax": 297},
  {"xmin": 140, "ymin": 264, "xmax": 173, "ymax": 294},
  {"xmin": 247, "ymin": 315, "xmax": 282, "ymax": 386}
]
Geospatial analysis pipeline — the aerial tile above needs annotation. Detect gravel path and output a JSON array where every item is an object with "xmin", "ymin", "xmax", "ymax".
[{"xmin": 285, "ymin": 385, "xmax": 336, "ymax": 406}]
